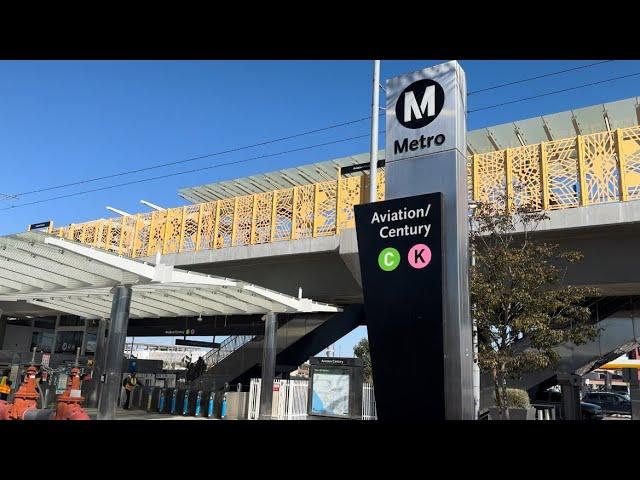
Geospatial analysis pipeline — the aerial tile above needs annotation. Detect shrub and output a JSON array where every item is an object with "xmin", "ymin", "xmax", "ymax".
[{"xmin": 494, "ymin": 388, "xmax": 531, "ymax": 408}]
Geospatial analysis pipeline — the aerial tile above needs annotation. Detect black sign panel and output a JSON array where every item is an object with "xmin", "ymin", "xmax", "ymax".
[
  {"xmin": 125, "ymin": 315, "xmax": 264, "ymax": 337},
  {"xmin": 29, "ymin": 221, "xmax": 51, "ymax": 230},
  {"xmin": 175, "ymin": 339, "xmax": 220, "ymax": 348},
  {"xmin": 354, "ymin": 192, "xmax": 444, "ymax": 420},
  {"xmin": 340, "ymin": 159, "xmax": 385, "ymax": 175}
]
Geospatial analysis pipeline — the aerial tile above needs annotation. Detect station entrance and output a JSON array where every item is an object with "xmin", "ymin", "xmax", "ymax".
[{"xmin": 0, "ymin": 231, "xmax": 343, "ymax": 420}]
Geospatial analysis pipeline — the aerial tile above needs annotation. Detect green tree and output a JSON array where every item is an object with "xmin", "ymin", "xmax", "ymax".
[
  {"xmin": 353, "ymin": 338, "xmax": 373, "ymax": 383},
  {"xmin": 471, "ymin": 200, "xmax": 597, "ymax": 419}
]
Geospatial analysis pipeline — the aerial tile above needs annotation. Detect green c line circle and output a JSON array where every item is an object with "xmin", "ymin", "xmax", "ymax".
[{"xmin": 378, "ymin": 247, "xmax": 400, "ymax": 271}]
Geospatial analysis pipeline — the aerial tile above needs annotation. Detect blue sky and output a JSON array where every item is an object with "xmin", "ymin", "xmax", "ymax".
[{"xmin": 1, "ymin": 60, "xmax": 639, "ymax": 358}]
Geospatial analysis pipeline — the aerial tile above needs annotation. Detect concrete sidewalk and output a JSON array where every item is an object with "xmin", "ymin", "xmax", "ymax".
[{"xmin": 84, "ymin": 408, "xmax": 217, "ymax": 420}]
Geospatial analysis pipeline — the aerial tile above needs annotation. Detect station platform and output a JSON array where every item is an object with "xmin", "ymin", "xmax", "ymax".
[{"xmin": 83, "ymin": 408, "xmax": 217, "ymax": 420}]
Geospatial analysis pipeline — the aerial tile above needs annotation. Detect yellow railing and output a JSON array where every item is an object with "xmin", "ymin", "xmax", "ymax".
[
  {"xmin": 471, "ymin": 124, "xmax": 640, "ymax": 211},
  {"xmin": 53, "ymin": 171, "xmax": 386, "ymax": 258},
  {"xmin": 52, "ymin": 124, "xmax": 640, "ymax": 258}
]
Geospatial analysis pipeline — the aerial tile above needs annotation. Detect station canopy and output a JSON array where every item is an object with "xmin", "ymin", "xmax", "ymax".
[
  {"xmin": 178, "ymin": 96, "xmax": 640, "ymax": 204},
  {"xmin": 178, "ymin": 151, "xmax": 380, "ymax": 203},
  {"xmin": 0, "ymin": 232, "xmax": 339, "ymax": 319}
]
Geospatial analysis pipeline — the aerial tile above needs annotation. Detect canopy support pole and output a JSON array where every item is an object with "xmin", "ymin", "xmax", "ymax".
[{"xmin": 97, "ymin": 285, "xmax": 132, "ymax": 420}]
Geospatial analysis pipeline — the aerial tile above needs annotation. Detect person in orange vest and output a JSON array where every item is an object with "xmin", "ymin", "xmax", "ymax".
[
  {"xmin": 0, "ymin": 369, "xmax": 13, "ymax": 400},
  {"xmin": 122, "ymin": 373, "xmax": 139, "ymax": 410}
]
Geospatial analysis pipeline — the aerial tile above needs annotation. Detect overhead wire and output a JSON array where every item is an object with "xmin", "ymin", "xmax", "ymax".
[
  {"xmin": 0, "ymin": 131, "xmax": 380, "ymax": 211},
  {"xmin": 1, "ymin": 61, "xmax": 633, "ymax": 210}
]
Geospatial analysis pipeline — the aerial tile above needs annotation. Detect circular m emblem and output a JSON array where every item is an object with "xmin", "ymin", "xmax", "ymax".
[{"xmin": 395, "ymin": 79, "xmax": 445, "ymax": 129}]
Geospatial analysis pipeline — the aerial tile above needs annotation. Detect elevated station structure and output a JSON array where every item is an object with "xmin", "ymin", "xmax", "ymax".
[{"xmin": 2, "ymin": 95, "xmax": 640, "ymax": 417}]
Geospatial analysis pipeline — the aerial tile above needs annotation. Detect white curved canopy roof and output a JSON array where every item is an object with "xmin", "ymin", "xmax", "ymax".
[{"xmin": 0, "ymin": 232, "xmax": 339, "ymax": 319}]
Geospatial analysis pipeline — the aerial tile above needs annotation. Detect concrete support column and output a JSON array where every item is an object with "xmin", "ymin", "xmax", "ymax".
[
  {"xmin": 558, "ymin": 373, "xmax": 582, "ymax": 420},
  {"xmin": 97, "ymin": 286, "xmax": 132, "ymax": 420},
  {"xmin": 0, "ymin": 312, "xmax": 6, "ymax": 349},
  {"xmin": 258, "ymin": 312, "xmax": 277, "ymax": 420},
  {"xmin": 629, "ymin": 348, "xmax": 640, "ymax": 421},
  {"xmin": 629, "ymin": 375, "xmax": 640, "ymax": 420},
  {"xmin": 86, "ymin": 317, "xmax": 108, "ymax": 408}
]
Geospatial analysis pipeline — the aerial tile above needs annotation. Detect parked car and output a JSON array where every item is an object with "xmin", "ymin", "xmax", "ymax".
[
  {"xmin": 531, "ymin": 389, "xmax": 604, "ymax": 420},
  {"xmin": 580, "ymin": 401, "xmax": 604, "ymax": 420},
  {"xmin": 581, "ymin": 391, "xmax": 631, "ymax": 415}
]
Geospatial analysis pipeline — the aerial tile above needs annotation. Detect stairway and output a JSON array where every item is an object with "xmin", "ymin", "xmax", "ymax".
[
  {"xmin": 188, "ymin": 305, "xmax": 364, "ymax": 392},
  {"xmin": 479, "ymin": 296, "xmax": 640, "ymax": 410}
]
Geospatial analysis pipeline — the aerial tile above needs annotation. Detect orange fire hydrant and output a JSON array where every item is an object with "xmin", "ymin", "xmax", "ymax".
[
  {"xmin": 54, "ymin": 367, "xmax": 90, "ymax": 420},
  {"xmin": 8, "ymin": 365, "xmax": 40, "ymax": 420},
  {"xmin": 0, "ymin": 401, "xmax": 10, "ymax": 420}
]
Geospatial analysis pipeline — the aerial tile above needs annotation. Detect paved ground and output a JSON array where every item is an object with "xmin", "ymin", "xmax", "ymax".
[
  {"xmin": 603, "ymin": 414, "xmax": 632, "ymax": 420},
  {"xmin": 84, "ymin": 408, "xmax": 217, "ymax": 420}
]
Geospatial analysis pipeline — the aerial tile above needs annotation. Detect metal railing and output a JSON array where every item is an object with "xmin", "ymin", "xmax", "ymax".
[
  {"xmin": 203, "ymin": 334, "xmax": 254, "ymax": 368},
  {"xmin": 50, "ymin": 124, "xmax": 640, "ymax": 256},
  {"xmin": 52, "ymin": 171, "xmax": 385, "ymax": 258},
  {"xmin": 471, "ymin": 124, "xmax": 640, "ymax": 212}
]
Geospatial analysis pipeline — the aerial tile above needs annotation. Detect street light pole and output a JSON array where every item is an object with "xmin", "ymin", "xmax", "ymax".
[
  {"xmin": 369, "ymin": 60, "xmax": 380, "ymax": 203},
  {"xmin": 469, "ymin": 203, "xmax": 480, "ymax": 419}
]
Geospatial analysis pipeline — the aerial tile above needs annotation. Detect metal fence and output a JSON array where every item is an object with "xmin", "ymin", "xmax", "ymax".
[
  {"xmin": 247, "ymin": 378, "xmax": 377, "ymax": 420},
  {"xmin": 362, "ymin": 382, "xmax": 377, "ymax": 420}
]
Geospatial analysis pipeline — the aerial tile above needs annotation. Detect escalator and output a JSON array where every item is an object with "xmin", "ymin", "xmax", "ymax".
[
  {"xmin": 480, "ymin": 296, "xmax": 640, "ymax": 411},
  {"xmin": 189, "ymin": 304, "xmax": 364, "ymax": 391}
]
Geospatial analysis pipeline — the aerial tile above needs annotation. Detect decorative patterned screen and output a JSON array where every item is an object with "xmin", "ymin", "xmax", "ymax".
[
  {"xmin": 181, "ymin": 205, "xmax": 201, "ymax": 252},
  {"xmin": 148, "ymin": 211, "xmax": 167, "ymax": 255},
  {"xmin": 582, "ymin": 131, "xmax": 619, "ymax": 205},
  {"xmin": 253, "ymin": 192, "xmax": 274, "ymax": 244},
  {"xmin": 133, "ymin": 214, "xmax": 152, "ymax": 258},
  {"xmin": 217, "ymin": 199, "xmax": 235, "ymax": 249},
  {"xmin": 294, "ymin": 184, "xmax": 315, "ymax": 239},
  {"xmin": 107, "ymin": 221, "xmax": 121, "ymax": 254},
  {"xmin": 511, "ymin": 144, "xmax": 542, "ymax": 210},
  {"xmin": 273, "ymin": 189, "xmax": 294, "ymax": 241},
  {"xmin": 120, "ymin": 215, "xmax": 137, "ymax": 256},
  {"xmin": 475, "ymin": 150, "xmax": 507, "ymax": 211},
  {"xmin": 50, "ymin": 123, "xmax": 640, "ymax": 259},
  {"xmin": 339, "ymin": 176, "xmax": 363, "ymax": 230},
  {"xmin": 315, "ymin": 181, "xmax": 337, "ymax": 236},
  {"xmin": 545, "ymin": 137, "xmax": 579, "ymax": 210},
  {"xmin": 623, "ymin": 126, "xmax": 640, "ymax": 200},
  {"xmin": 162, "ymin": 208, "xmax": 183, "ymax": 254},
  {"xmin": 233, "ymin": 195, "xmax": 253, "ymax": 247},
  {"xmin": 197, "ymin": 202, "xmax": 217, "ymax": 250}
]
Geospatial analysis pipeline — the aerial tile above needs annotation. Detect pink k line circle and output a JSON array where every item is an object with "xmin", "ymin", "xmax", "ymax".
[{"xmin": 408, "ymin": 244, "xmax": 431, "ymax": 269}]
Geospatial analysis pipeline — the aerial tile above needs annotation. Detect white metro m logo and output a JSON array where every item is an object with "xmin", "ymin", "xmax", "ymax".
[
  {"xmin": 396, "ymin": 78, "xmax": 445, "ymax": 129},
  {"xmin": 404, "ymin": 86, "xmax": 435, "ymax": 123}
]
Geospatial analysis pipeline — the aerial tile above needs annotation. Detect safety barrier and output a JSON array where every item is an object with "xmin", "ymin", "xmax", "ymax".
[
  {"xmin": 247, "ymin": 378, "xmax": 377, "ymax": 420},
  {"xmin": 50, "ymin": 124, "xmax": 640, "ymax": 256},
  {"xmin": 362, "ymin": 382, "xmax": 377, "ymax": 420},
  {"xmin": 53, "ymin": 171, "xmax": 385, "ymax": 258},
  {"xmin": 471, "ymin": 125, "xmax": 640, "ymax": 212},
  {"xmin": 532, "ymin": 404, "xmax": 557, "ymax": 420}
]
